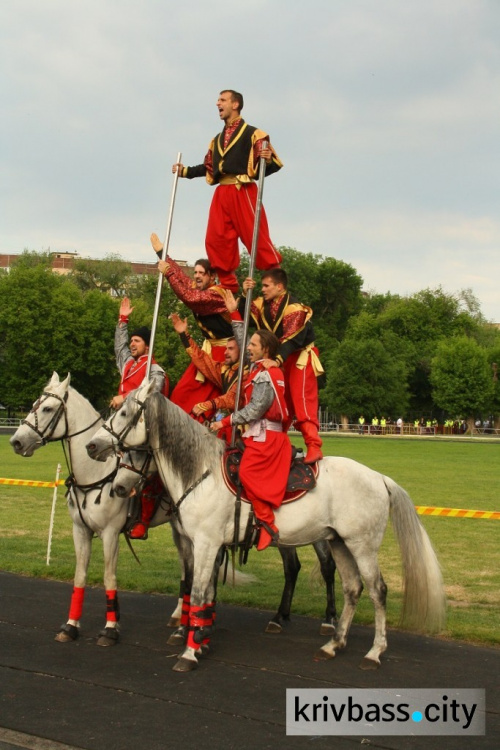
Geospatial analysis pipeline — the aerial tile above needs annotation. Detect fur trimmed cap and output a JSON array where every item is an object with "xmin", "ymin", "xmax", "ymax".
[{"xmin": 130, "ymin": 326, "xmax": 151, "ymax": 346}]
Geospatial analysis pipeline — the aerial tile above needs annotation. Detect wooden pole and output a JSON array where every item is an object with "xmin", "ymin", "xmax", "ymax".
[{"xmin": 146, "ymin": 152, "xmax": 182, "ymax": 379}]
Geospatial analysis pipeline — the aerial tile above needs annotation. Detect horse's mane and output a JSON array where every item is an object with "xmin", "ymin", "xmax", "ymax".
[
  {"xmin": 145, "ymin": 392, "xmax": 225, "ymax": 488},
  {"xmin": 66, "ymin": 385, "xmax": 101, "ymax": 418}
]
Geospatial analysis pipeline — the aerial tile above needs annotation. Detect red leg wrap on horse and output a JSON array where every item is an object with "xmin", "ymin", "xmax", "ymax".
[
  {"xmin": 203, "ymin": 602, "xmax": 215, "ymax": 645},
  {"xmin": 105, "ymin": 590, "xmax": 120, "ymax": 623},
  {"xmin": 187, "ymin": 604, "xmax": 213, "ymax": 649},
  {"xmin": 181, "ymin": 593, "xmax": 191, "ymax": 627},
  {"xmin": 68, "ymin": 586, "xmax": 85, "ymax": 621}
]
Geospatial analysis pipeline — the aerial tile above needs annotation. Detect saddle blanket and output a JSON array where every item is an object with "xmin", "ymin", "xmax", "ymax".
[{"xmin": 222, "ymin": 448, "xmax": 318, "ymax": 504}]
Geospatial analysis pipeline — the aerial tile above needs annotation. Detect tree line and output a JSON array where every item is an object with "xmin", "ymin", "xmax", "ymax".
[{"xmin": 1, "ymin": 248, "xmax": 499, "ymax": 424}]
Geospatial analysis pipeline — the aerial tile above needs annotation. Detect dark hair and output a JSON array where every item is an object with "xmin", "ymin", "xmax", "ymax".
[
  {"xmin": 194, "ymin": 258, "xmax": 215, "ymax": 275},
  {"xmin": 254, "ymin": 329, "xmax": 280, "ymax": 360},
  {"xmin": 130, "ymin": 326, "xmax": 151, "ymax": 346},
  {"xmin": 261, "ymin": 266, "xmax": 288, "ymax": 289},
  {"xmin": 220, "ymin": 89, "xmax": 244, "ymax": 113}
]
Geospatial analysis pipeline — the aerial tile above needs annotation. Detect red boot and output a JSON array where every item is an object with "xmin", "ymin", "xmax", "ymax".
[
  {"xmin": 299, "ymin": 421, "xmax": 323, "ymax": 464},
  {"xmin": 257, "ymin": 523, "xmax": 279, "ymax": 551},
  {"xmin": 129, "ymin": 476, "xmax": 160, "ymax": 539}
]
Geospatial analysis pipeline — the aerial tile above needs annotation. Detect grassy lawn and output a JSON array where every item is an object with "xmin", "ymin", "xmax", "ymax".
[{"xmin": 1, "ymin": 433, "xmax": 499, "ymax": 646}]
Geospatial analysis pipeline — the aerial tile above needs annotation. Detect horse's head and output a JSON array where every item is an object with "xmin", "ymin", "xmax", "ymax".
[
  {"xmin": 112, "ymin": 447, "xmax": 157, "ymax": 499},
  {"xmin": 10, "ymin": 372, "xmax": 71, "ymax": 457},
  {"xmin": 86, "ymin": 378, "xmax": 154, "ymax": 461}
]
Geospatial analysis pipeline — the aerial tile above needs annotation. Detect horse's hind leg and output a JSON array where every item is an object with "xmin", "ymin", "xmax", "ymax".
[
  {"xmin": 265, "ymin": 546, "xmax": 301, "ymax": 633},
  {"xmin": 313, "ymin": 540, "xmax": 338, "ymax": 635},
  {"xmin": 352, "ymin": 552, "xmax": 388, "ymax": 670},
  {"xmin": 315, "ymin": 539, "xmax": 362, "ymax": 661},
  {"xmin": 55, "ymin": 521, "xmax": 93, "ymax": 642}
]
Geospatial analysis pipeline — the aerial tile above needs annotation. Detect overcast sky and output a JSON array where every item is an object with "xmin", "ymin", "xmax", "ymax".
[{"xmin": 2, "ymin": 0, "xmax": 499, "ymax": 320}]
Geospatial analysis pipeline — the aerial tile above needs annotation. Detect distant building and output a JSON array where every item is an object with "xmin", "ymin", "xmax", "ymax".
[{"xmin": 0, "ymin": 251, "xmax": 190, "ymax": 277}]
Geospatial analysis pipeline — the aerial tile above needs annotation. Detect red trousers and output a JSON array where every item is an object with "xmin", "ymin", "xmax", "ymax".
[
  {"xmin": 282, "ymin": 349, "xmax": 320, "ymax": 432},
  {"xmin": 170, "ymin": 344, "xmax": 226, "ymax": 421},
  {"xmin": 205, "ymin": 183, "xmax": 282, "ymax": 291},
  {"xmin": 240, "ymin": 431, "xmax": 292, "ymax": 524}
]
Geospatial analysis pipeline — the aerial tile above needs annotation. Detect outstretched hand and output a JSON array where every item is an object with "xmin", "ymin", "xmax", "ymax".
[
  {"xmin": 119, "ymin": 297, "xmax": 134, "ymax": 318},
  {"xmin": 220, "ymin": 288, "xmax": 238, "ymax": 313},
  {"xmin": 170, "ymin": 313, "xmax": 188, "ymax": 334}
]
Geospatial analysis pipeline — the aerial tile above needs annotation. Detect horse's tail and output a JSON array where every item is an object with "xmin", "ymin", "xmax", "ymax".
[{"xmin": 385, "ymin": 477, "xmax": 446, "ymax": 633}]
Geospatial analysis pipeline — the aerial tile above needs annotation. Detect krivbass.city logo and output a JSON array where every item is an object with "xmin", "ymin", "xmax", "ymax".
[{"xmin": 286, "ymin": 689, "xmax": 485, "ymax": 736}]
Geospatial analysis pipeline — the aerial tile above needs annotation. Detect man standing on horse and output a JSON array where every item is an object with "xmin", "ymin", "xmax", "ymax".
[
  {"xmin": 241, "ymin": 268, "xmax": 324, "ymax": 464},
  {"xmin": 171, "ymin": 89, "xmax": 283, "ymax": 292},
  {"xmin": 210, "ymin": 329, "xmax": 292, "ymax": 551},
  {"xmin": 111, "ymin": 297, "xmax": 169, "ymax": 539}
]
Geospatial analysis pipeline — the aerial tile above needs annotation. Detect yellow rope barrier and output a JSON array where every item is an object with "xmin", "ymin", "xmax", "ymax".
[
  {"xmin": 0, "ymin": 477, "xmax": 66, "ymax": 488},
  {"xmin": 415, "ymin": 506, "xmax": 500, "ymax": 520}
]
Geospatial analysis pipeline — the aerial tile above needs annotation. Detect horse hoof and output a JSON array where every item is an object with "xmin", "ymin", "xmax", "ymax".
[
  {"xmin": 167, "ymin": 616, "xmax": 181, "ymax": 628},
  {"xmin": 265, "ymin": 621, "xmax": 283, "ymax": 634},
  {"xmin": 96, "ymin": 627, "xmax": 120, "ymax": 647},
  {"xmin": 319, "ymin": 623, "xmax": 336, "ymax": 636},
  {"xmin": 55, "ymin": 624, "xmax": 79, "ymax": 642},
  {"xmin": 314, "ymin": 647, "xmax": 335, "ymax": 661},
  {"xmin": 167, "ymin": 632, "xmax": 186, "ymax": 646},
  {"xmin": 172, "ymin": 657, "xmax": 198, "ymax": 673},
  {"xmin": 197, "ymin": 643, "xmax": 210, "ymax": 656},
  {"xmin": 359, "ymin": 657, "xmax": 380, "ymax": 671}
]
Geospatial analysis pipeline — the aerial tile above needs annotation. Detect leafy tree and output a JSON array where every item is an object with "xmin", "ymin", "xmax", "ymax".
[
  {"xmin": 12, "ymin": 248, "xmax": 53, "ymax": 269},
  {"xmin": 70, "ymin": 254, "xmax": 133, "ymax": 296},
  {"xmin": 430, "ymin": 337, "xmax": 495, "ymax": 417},
  {"xmin": 322, "ymin": 337, "xmax": 409, "ymax": 420},
  {"xmin": 0, "ymin": 261, "xmax": 117, "ymax": 410}
]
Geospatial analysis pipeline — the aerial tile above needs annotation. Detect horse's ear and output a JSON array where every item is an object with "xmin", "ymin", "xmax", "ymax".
[
  {"xmin": 49, "ymin": 371, "xmax": 60, "ymax": 386},
  {"xmin": 137, "ymin": 377, "xmax": 156, "ymax": 399},
  {"xmin": 60, "ymin": 373, "xmax": 71, "ymax": 390}
]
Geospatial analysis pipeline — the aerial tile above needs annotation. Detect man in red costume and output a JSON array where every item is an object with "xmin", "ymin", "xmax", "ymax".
[
  {"xmin": 242, "ymin": 268, "xmax": 324, "ymax": 464},
  {"xmin": 210, "ymin": 329, "xmax": 292, "ymax": 551},
  {"xmin": 152, "ymin": 233, "xmax": 235, "ymax": 420},
  {"xmin": 172, "ymin": 89, "xmax": 283, "ymax": 292},
  {"xmin": 170, "ymin": 312, "xmax": 243, "ymax": 443},
  {"xmin": 112, "ymin": 297, "xmax": 168, "ymax": 538}
]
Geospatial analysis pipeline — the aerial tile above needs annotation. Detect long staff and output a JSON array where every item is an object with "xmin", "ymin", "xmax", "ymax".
[
  {"xmin": 146, "ymin": 152, "xmax": 182, "ymax": 380},
  {"xmin": 231, "ymin": 142, "xmax": 268, "ymax": 446}
]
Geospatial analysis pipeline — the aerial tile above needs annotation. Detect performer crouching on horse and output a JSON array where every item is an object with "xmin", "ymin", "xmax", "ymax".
[
  {"xmin": 111, "ymin": 296, "xmax": 169, "ymax": 539},
  {"xmin": 210, "ymin": 329, "xmax": 292, "ymax": 551}
]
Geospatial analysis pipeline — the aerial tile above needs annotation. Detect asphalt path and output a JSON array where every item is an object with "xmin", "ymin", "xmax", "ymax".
[{"xmin": 0, "ymin": 572, "xmax": 498, "ymax": 750}]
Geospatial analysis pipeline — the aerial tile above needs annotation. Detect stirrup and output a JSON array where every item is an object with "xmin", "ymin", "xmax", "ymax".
[{"xmin": 257, "ymin": 520, "xmax": 279, "ymax": 544}]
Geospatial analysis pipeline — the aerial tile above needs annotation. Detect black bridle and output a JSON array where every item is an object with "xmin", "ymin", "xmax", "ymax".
[
  {"xmin": 22, "ymin": 390, "xmax": 100, "ymax": 446},
  {"xmin": 101, "ymin": 393, "xmax": 148, "ymax": 451},
  {"xmin": 118, "ymin": 447, "xmax": 155, "ymax": 495}
]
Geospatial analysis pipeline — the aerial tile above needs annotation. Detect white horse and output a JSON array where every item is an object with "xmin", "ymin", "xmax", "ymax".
[
  {"xmin": 10, "ymin": 373, "xmax": 336, "ymax": 644},
  {"xmin": 87, "ymin": 380, "xmax": 447, "ymax": 673},
  {"xmin": 10, "ymin": 373, "xmax": 173, "ymax": 645}
]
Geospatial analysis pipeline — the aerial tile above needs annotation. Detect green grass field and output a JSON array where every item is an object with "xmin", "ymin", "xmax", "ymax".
[{"xmin": 1, "ymin": 433, "xmax": 499, "ymax": 646}]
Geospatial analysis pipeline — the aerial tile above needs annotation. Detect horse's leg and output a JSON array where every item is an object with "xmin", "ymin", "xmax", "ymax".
[
  {"xmin": 167, "ymin": 525, "xmax": 186, "ymax": 628},
  {"xmin": 200, "ymin": 545, "xmax": 225, "ymax": 652},
  {"xmin": 312, "ymin": 540, "xmax": 338, "ymax": 636},
  {"xmin": 350, "ymin": 550, "xmax": 388, "ymax": 670},
  {"xmin": 55, "ymin": 521, "xmax": 93, "ymax": 642},
  {"xmin": 95, "ymin": 527, "xmax": 122, "ymax": 646},
  {"xmin": 167, "ymin": 528, "xmax": 193, "ymax": 647},
  {"xmin": 172, "ymin": 540, "xmax": 221, "ymax": 673},
  {"xmin": 315, "ymin": 539, "xmax": 362, "ymax": 661},
  {"xmin": 265, "ymin": 546, "xmax": 301, "ymax": 634}
]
